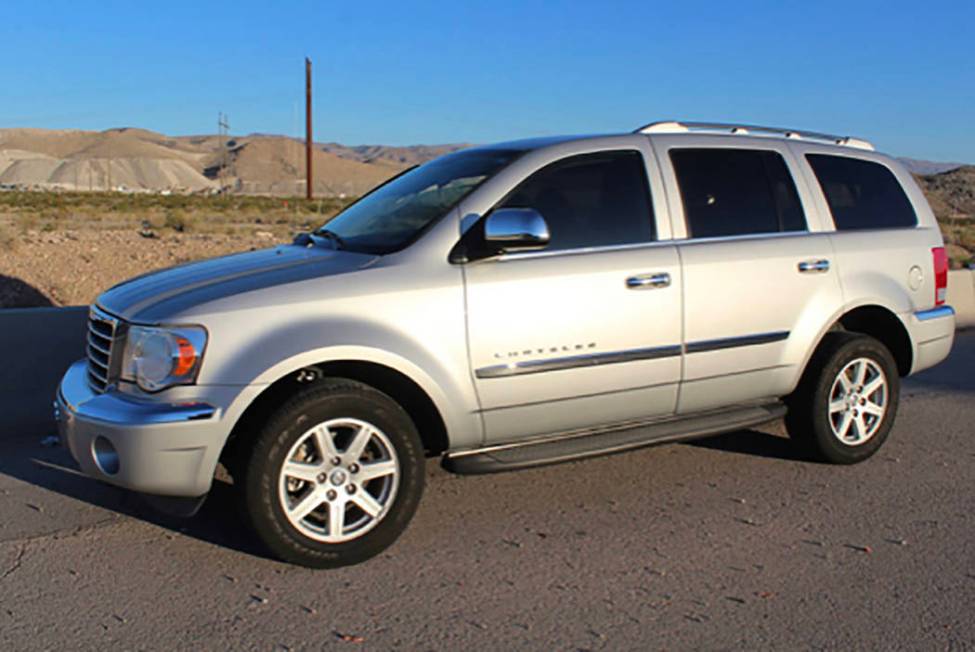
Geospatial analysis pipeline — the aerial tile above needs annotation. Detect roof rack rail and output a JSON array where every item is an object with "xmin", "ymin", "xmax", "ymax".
[{"xmin": 633, "ymin": 121, "xmax": 875, "ymax": 151}]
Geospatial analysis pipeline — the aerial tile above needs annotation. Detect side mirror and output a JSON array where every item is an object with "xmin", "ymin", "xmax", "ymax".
[{"xmin": 483, "ymin": 208, "xmax": 550, "ymax": 250}]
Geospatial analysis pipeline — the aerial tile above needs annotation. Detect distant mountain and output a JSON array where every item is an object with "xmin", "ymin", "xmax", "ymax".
[
  {"xmin": 899, "ymin": 158, "xmax": 967, "ymax": 176},
  {"xmin": 1, "ymin": 127, "xmax": 970, "ymax": 200},
  {"xmin": 321, "ymin": 142, "xmax": 468, "ymax": 168}
]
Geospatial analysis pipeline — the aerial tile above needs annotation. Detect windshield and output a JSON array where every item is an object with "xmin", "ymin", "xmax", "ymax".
[{"xmin": 317, "ymin": 148, "xmax": 522, "ymax": 253}]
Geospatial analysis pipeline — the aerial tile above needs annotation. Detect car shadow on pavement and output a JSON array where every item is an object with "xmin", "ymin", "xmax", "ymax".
[
  {"xmin": 686, "ymin": 428, "xmax": 809, "ymax": 462},
  {"xmin": 2, "ymin": 426, "xmax": 809, "ymax": 560},
  {"xmin": 0, "ymin": 441, "xmax": 274, "ymax": 561}
]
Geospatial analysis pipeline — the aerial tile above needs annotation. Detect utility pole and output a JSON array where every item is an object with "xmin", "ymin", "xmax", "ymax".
[
  {"xmin": 305, "ymin": 57, "xmax": 313, "ymax": 200},
  {"xmin": 218, "ymin": 112, "xmax": 230, "ymax": 192},
  {"xmin": 106, "ymin": 158, "xmax": 112, "ymax": 192}
]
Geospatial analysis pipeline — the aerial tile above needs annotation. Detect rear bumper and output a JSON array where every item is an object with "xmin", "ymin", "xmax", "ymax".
[
  {"xmin": 55, "ymin": 360, "xmax": 257, "ymax": 497},
  {"xmin": 907, "ymin": 306, "xmax": 955, "ymax": 375}
]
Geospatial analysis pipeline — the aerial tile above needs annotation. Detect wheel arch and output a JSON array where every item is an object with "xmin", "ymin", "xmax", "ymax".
[
  {"xmin": 220, "ymin": 358, "xmax": 455, "ymax": 478},
  {"xmin": 798, "ymin": 303, "xmax": 913, "ymax": 387},
  {"xmin": 835, "ymin": 305, "xmax": 913, "ymax": 376}
]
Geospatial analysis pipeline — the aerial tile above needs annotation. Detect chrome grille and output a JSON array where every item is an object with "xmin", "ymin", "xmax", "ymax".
[{"xmin": 87, "ymin": 307, "xmax": 120, "ymax": 393}]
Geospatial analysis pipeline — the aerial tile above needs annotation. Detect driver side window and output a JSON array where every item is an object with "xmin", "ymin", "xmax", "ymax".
[{"xmin": 498, "ymin": 150, "xmax": 655, "ymax": 252}]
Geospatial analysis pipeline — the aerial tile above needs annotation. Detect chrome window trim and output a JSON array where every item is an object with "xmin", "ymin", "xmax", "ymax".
[
  {"xmin": 496, "ymin": 227, "xmax": 816, "ymax": 259},
  {"xmin": 914, "ymin": 306, "xmax": 955, "ymax": 322},
  {"xmin": 671, "ymin": 230, "xmax": 811, "ymax": 245},
  {"xmin": 497, "ymin": 238, "xmax": 673, "ymax": 262}
]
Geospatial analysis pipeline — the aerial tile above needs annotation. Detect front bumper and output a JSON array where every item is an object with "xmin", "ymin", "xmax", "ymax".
[{"xmin": 55, "ymin": 360, "xmax": 251, "ymax": 497}]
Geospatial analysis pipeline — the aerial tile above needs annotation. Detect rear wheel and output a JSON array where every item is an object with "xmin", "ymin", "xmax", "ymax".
[
  {"xmin": 240, "ymin": 379, "xmax": 425, "ymax": 568},
  {"xmin": 785, "ymin": 332, "xmax": 900, "ymax": 464}
]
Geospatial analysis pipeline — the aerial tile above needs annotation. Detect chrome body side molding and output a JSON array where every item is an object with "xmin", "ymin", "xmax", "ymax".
[
  {"xmin": 475, "ymin": 331, "xmax": 791, "ymax": 379},
  {"xmin": 475, "ymin": 344, "xmax": 682, "ymax": 379},
  {"xmin": 684, "ymin": 331, "xmax": 790, "ymax": 354}
]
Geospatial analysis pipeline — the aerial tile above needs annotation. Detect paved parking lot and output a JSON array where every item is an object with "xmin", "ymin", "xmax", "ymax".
[{"xmin": 1, "ymin": 333, "xmax": 973, "ymax": 650}]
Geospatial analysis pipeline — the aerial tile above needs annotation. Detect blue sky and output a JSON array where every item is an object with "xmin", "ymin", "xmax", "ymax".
[{"xmin": 1, "ymin": 0, "xmax": 972, "ymax": 161}]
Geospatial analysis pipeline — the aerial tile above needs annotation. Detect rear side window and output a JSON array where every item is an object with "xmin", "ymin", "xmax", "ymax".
[
  {"xmin": 670, "ymin": 148, "xmax": 806, "ymax": 238},
  {"xmin": 498, "ymin": 150, "xmax": 654, "ymax": 251},
  {"xmin": 806, "ymin": 154, "xmax": 917, "ymax": 230}
]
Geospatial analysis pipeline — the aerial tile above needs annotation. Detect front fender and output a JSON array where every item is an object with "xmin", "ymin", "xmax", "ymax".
[{"xmin": 205, "ymin": 316, "xmax": 483, "ymax": 450}]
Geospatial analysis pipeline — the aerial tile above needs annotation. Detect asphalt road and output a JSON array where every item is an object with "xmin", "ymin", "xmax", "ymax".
[{"xmin": 1, "ymin": 333, "xmax": 973, "ymax": 651}]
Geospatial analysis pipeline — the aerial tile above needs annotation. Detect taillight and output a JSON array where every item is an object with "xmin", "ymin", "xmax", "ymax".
[{"xmin": 932, "ymin": 247, "xmax": 948, "ymax": 306}]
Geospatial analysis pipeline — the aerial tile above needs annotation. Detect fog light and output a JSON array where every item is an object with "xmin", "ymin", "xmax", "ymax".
[{"xmin": 92, "ymin": 436, "xmax": 120, "ymax": 475}]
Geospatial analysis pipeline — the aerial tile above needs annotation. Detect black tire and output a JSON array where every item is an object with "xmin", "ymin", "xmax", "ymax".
[
  {"xmin": 785, "ymin": 332, "xmax": 900, "ymax": 464},
  {"xmin": 239, "ymin": 378, "xmax": 425, "ymax": 568}
]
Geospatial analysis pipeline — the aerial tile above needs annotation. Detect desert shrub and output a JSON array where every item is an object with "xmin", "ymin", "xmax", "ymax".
[
  {"xmin": 954, "ymin": 222, "xmax": 975, "ymax": 250},
  {"xmin": 0, "ymin": 224, "xmax": 17, "ymax": 250},
  {"xmin": 15, "ymin": 212, "xmax": 38, "ymax": 232},
  {"xmin": 163, "ymin": 209, "xmax": 196, "ymax": 233}
]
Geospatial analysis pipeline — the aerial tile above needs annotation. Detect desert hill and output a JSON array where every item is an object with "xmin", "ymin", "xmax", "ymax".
[
  {"xmin": 0, "ymin": 127, "xmax": 461, "ymax": 195},
  {"xmin": 226, "ymin": 136, "xmax": 398, "ymax": 196},
  {"xmin": 916, "ymin": 165, "xmax": 975, "ymax": 220},
  {"xmin": 321, "ymin": 142, "xmax": 468, "ymax": 168}
]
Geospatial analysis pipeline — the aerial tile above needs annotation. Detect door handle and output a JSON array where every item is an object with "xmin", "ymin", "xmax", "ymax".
[
  {"xmin": 797, "ymin": 259, "xmax": 830, "ymax": 274},
  {"xmin": 626, "ymin": 272, "xmax": 671, "ymax": 289}
]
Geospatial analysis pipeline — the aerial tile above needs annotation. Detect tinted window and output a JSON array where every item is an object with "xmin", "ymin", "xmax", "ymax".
[
  {"xmin": 498, "ymin": 150, "xmax": 654, "ymax": 251},
  {"xmin": 806, "ymin": 154, "xmax": 917, "ymax": 230},
  {"xmin": 670, "ymin": 148, "xmax": 807, "ymax": 238}
]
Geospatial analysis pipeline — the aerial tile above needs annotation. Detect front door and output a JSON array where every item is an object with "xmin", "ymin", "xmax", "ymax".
[{"xmin": 462, "ymin": 149, "xmax": 683, "ymax": 443}]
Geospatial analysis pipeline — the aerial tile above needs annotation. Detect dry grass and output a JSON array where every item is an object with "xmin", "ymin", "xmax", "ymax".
[
  {"xmin": 0, "ymin": 223, "xmax": 17, "ymax": 251},
  {"xmin": 0, "ymin": 190, "xmax": 355, "ymax": 239}
]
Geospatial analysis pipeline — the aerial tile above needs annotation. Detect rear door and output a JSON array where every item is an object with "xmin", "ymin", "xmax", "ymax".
[
  {"xmin": 652, "ymin": 137, "xmax": 843, "ymax": 413},
  {"xmin": 462, "ymin": 146, "xmax": 683, "ymax": 443}
]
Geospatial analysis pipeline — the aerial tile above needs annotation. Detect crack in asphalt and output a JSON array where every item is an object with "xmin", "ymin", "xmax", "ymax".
[
  {"xmin": 0, "ymin": 543, "xmax": 28, "ymax": 583},
  {"xmin": 0, "ymin": 516, "xmax": 121, "ymax": 548}
]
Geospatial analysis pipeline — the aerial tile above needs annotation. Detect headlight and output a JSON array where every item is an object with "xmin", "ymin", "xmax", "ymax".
[{"xmin": 120, "ymin": 325, "xmax": 207, "ymax": 392}]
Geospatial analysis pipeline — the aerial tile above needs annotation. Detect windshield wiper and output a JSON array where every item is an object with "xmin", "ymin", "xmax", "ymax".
[{"xmin": 312, "ymin": 227, "xmax": 347, "ymax": 250}]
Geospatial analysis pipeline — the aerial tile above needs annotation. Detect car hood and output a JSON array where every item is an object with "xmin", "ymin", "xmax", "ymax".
[{"xmin": 97, "ymin": 243, "xmax": 379, "ymax": 323}]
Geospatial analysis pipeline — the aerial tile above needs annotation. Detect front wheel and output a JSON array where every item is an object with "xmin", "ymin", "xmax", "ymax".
[
  {"xmin": 239, "ymin": 379, "xmax": 425, "ymax": 568},
  {"xmin": 785, "ymin": 332, "xmax": 900, "ymax": 464}
]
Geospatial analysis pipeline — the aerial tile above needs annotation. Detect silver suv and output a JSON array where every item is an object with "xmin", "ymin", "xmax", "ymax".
[{"xmin": 56, "ymin": 121, "xmax": 956, "ymax": 567}]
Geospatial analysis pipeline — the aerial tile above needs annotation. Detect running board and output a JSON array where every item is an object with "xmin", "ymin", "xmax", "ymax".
[{"xmin": 442, "ymin": 402, "xmax": 786, "ymax": 475}]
